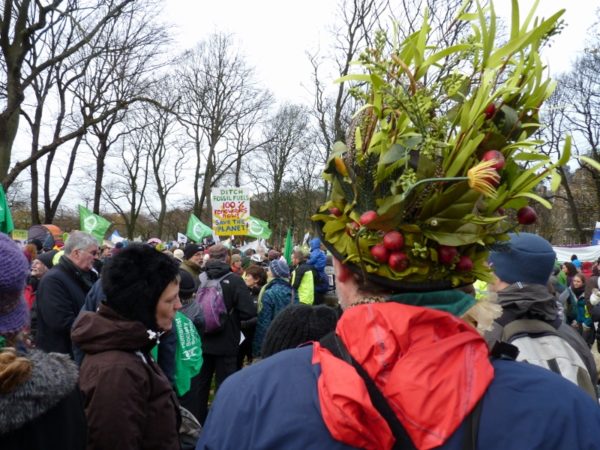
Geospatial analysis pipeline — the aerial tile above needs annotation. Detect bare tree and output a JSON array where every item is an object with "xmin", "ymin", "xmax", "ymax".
[
  {"xmin": 176, "ymin": 33, "xmax": 272, "ymax": 219},
  {"xmin": 102, "ymin": 127, "xmax": 150, "ymax": 239},
  {"xmin": 143, "ymin": 85, "xmax": 187, "ymax": 238},
  {"xmin": 253, "ymin": 103, "xmax": 311, "ymax": 237},
  {"xmin": 0, "ymin": 0, "xmax": 137, "ymax": 188}
]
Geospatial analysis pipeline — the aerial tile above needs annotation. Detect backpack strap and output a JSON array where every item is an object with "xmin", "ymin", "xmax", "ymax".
[
  {"xmin": 501, "ymin": 319, "xmax": 560, "ymax": 342},
  {"xmin": 319, "ymin": 332, "xmax": 416, "ymax": 450}
]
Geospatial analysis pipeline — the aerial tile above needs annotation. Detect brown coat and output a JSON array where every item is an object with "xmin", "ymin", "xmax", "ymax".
[{"xmin": 71, "ymin": 304, "xmax": 180, "ymax": 450}]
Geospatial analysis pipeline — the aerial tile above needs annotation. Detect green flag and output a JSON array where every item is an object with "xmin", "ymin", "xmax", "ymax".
[
  {"xmin": 0, "ymin": 186, "xmax": 14, "ymax": 234},
  {"xmin": 283, "ymin": 228, "xmax": 293, "ymax": 265},
  {"xmin": 79, "ymin": 205, "xmax": 111, "ymax": 243},
  {"xmin": 247, "ymin": 216, "xmax": 272, "ymax": 240},
  {"xmin": 186, "ymin": 214, "xmax": 212, "ymax": 242}
]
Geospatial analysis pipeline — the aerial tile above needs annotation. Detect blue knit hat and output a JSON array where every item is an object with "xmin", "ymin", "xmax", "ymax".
[
  {"xmin": 269, "ymin": 259, "xmax": 290, "ymax": 279},
  {"xmin": 489, "ymin": 233, "xmax": 556, "ymax": 285},
  {"xmin": 0, "ymin": 233, "xmax": 30, "ymax": 335}
]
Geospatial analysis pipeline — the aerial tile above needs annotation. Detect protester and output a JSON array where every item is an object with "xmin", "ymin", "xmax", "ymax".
[
  {"xmin": 35, "ymin": 231, "xmax": 99, "ymax": 356},
  {"xmin": 238, "ymin": 264, "xmax": 266, "ymax": 368},
  {"xmin": 560, "ymin": 273, "xmax": 594, "ymax": 346},
  {"xmin": 290, "ymin": 249, "xmax": 317, "ymax": 305},
  {"xmin": 557, "ymin": 261, "xmax": 578, "ymax": 288},
  {"xmin": 0, "ymin": 233, "xmax": 86, "ymax": 450},
  {"xmin": 24, "ymin": 250, "xmax": 56, "ymax": 310},
  {"xmin": 230, "ymin": 254, "xmax": 243, "ymax": 275},
  {"xmin": 71, "ymin": 244, "xmax": 181, "ymax": 450},
  {"xmin": 196, "ymin": 244, "xmax": 255, "ymax": 425},
  {"xmin": 196, "ymin": 6, "xmax": 600, "ymax": 448},
  {"xmin": 487, "ymin": 233, "xmax": 597, "ymax": 397},
  {"xmin": 253, "ymin": 259, "xmax": 296, "ymax": 357},
  {"xmin": 571, "ymin": 254, "xmax": 582, "ymax": 270},
  {"xmin": 307, "ymin": 237, "xmax": 328, "ymax": 304},
  {"xmin": 261, "ymin": 304, "xmax": 339, "ymax": 358},
  {"xmin": 181, "ymin": 243, "xmax": 204, "ymax": 281}
]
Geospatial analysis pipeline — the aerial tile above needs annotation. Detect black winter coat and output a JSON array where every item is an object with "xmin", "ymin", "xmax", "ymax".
[
  {"xmin": 199, "ymin": 260, "xmax": 256, "ymax": 356},
  {"xmin": 36, "ymin": 256, "xmax": 97, "ymax": 356}
]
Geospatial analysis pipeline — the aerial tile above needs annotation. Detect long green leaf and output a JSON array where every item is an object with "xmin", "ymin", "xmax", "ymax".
[
  {"xmin": 510, "ymin": 0, "xmax": 520, "ymax": 39},
  {"xmin": 579, "ymin": 156, "xmax": 600, "ymax": 172}
]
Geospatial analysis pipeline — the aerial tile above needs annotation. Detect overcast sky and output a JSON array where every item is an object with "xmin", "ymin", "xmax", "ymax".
[{"xmin": 162, "ymin": 0, "xmax": 599, "ymax": 104}]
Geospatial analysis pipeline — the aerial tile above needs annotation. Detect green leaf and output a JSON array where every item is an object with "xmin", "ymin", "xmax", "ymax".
[
  {"xmin": 550, "ymin": 170, "xmax": 561, "ymax": 191},
  {"xmin": 579, "ymin": 156, "xmax": 600, "ymax": 172},
  {"xmin": 335, "ymin": 74, "xmax": 372, "ymax": 84},
  {"xmin": 510, "ymin": 0, "xmax": 520, "ymax": 40},
  {"xmin": 511, "ymin": 192, "xmax": 552, "ymax": 209}
]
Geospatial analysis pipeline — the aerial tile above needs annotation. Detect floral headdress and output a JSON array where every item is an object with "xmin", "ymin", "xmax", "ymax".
[{"xmin": 312, "ymin": 2, "xmax": 568, "ymax": 291}]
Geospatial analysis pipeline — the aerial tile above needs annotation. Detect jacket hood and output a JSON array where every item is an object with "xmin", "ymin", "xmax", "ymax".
[
  {"xmin": 71, "ymin": 304, "xmax": 158, "ymax": 354},
  {"xmin": 0, "ymin": 349, "xmax": 78, "ymax": 434},
  {"xmin": 309, "ymin": 238, "xmax": 321, "ymax": 251},
  {"xmin": 496, "ymin": 282, "xmax": 557, "ymax": 322},
  {"xmin": 313, "ymin": 302, "xmax": 493, "ymax": 450},
  {"xmin": 205, "ymin": 260, "xmax": 231, "ymax": 279}
]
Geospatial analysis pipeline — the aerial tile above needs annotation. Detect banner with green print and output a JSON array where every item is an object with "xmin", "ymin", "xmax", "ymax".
[
  {"xmin": 186, "ymin": 214, "xmax": 213, "ymax": 242},
  {"xmin": 247, "ymin": 216, "xmax": 272, "ymax": 240},
  {"xmin": 0, "ymin": 186, "xmax": 14, "ymax": 234},
  {"xmin": 173, "ymin": 312, "xmax": 203, "ymax": 396},
  {"xmin": 79, "ymin": 205, "xmax": 111, "ymax": 244}
]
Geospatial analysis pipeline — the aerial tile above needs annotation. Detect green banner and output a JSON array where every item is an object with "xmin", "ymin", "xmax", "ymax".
[
  {"xmin": 283, "ymin": 228, "xmax": 293, "ymax": 265},
  {"xmin": 79, "ymin": 205, "xmax": 111, "ymax": 244},
  {"xmin": 247, "ymin": 216, "xmax": 272, "ymax": 239},
  {"xmin": 0, "ymin": 186, "xmax": 14, "ymax": 234},
  {"xmin": 186, "ymin": 214, "xmax": 213, "ymax": 242}
]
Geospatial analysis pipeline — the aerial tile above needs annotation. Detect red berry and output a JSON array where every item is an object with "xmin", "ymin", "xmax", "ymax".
[
  {"xmin": 329, "ymin": 207, "xmax": 342, "ymax": 217},
  {"xmin": 438, "ymin": 245, "xmax": 458, "ymax": 265},
  {"xmin": 481, "ymin": 150, "xmax": 505, "ymax": 170},
  {"xmin": 389, "ymin": 252, "xmax": 409, "ymax": 272},
  {"xmin": 370, "ymin": 244, "xmax": 390, "ymax": 264},
  {"xmin": 383, "ymin": 231, "xmax": 404, "ymax": 251},
  {"xmin": 456, "ymin": 255, "xmax": 473, "ymax": 272},
  {"xmin": 359, "ymin": 210, "xmax": 378, "ymax": 225},
  {"xmin": 484, "ymin": 103, "xmax": 496, "ymax": 120},
  {"xmin": 517, "ymin": 206, "xmax": 537, "ymax": 225}
]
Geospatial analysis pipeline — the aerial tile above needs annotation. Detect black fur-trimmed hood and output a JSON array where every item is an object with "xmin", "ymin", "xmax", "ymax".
[{"xmin": 0, "ymin": 349, "xmax": 79, "ymax": 434}]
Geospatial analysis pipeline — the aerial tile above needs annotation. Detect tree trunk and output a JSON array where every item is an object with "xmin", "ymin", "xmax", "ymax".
[
  {"xmin": 558, "ymin": 167, "xmax": 587, "ymax": 243},
  {"xmin": 93, "ymin": 138, "xmax": 109, "ymax": 214}
]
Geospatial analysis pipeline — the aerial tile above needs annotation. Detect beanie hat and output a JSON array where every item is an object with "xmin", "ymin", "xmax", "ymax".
[
  {"xmin": 0, "ymin": 233, "xmax": 30, "ymax": 335},
  {"xmin": 102, "ymin": 244, "xmax": 179, "ymax": 330},
  {"xmin": 37, "ymin": 250, "xmax": 57, "ymax": 269},
  {"xmin": 184, "ymin": 243, "xmax": 202, "ymax": 260},
  {"xmin": 489, "ymin": 233, "xmax": 556, "ymax": 285},
  {"xmin": 269, "ymin": 259, "xmax": 290, "ymax": 279},
  {"xmin": 261, "ymin": 304, "xmax": 339, "ymax": 358},
  {"xmin": 178, "ymin": 269, "xmax": 197, "ymax": 300}
]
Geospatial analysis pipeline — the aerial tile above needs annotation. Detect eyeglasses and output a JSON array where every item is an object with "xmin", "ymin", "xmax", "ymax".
[{"xmin": 81, "ymin": 248, "xmax": 99, "ymax": 257}]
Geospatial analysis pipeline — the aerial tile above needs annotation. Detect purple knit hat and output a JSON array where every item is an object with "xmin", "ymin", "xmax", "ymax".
[
  {"xmin": 269, "ymin": 259, "xmax": 290, "ymax": 279},
  {"xmin": 0, "ymin": 233, "xmax": 30, "ymax": 335}
]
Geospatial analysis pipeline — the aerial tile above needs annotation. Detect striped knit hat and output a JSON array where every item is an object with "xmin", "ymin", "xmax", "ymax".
[{"xmin": 0, "ymin": 233, "xmax": 30, "ymax": 335}]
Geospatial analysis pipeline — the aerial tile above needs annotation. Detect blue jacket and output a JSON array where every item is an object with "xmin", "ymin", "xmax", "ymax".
[
  {"xmin": 307, "ymin": 238, "xmax": 326, "ymax": 272},
  {"xmin": 198, "ymin": 346, "xmax": 600, "ymax": 450},
  {"xmin": 252, "ymin": 278, "xmax": 295, "ymax": 356}
]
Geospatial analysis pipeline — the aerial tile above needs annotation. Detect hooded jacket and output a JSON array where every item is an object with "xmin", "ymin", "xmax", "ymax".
[
  {"xmin": 0, "ymin": 349, "xmax": 86, "ymax": 450},
  {"xmin": 199, "ymin": 260, "xmax": 256, "ymax": 356},
  {"xmin": 197, "ymin": 303, "xmax": 600, "ymax": 450},
  {"xmin": 71, "ymin": 304, "xmax": 180, "ymax": 450},
  {"xmin": 484, "ymin": 283, "xmax": 598, "ymax": 389},
  {"xmin": 253, "ymin": 277, "xmax": 296, "ymax": 356}
]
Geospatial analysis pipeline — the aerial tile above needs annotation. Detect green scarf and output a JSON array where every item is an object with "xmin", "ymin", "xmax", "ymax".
[{"xmin": 390, "ymin": 290, "xmax": 476, "ymax": 317}]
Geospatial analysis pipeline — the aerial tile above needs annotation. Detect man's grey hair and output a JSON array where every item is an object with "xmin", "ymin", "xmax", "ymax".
[{"xmin": 64, "ymin": 231, "xmax": 98, "ymax": 255}]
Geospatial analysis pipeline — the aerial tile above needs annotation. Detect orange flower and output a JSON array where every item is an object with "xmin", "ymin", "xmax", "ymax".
[{"xmin": 467, "ymin": 159, "xmax": 500, "ymax": 198}]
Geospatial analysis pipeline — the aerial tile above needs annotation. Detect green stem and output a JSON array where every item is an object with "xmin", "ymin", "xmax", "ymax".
[{"xmin": 401, "ymin": 176, "xmax": 468, "ymax": 201}]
